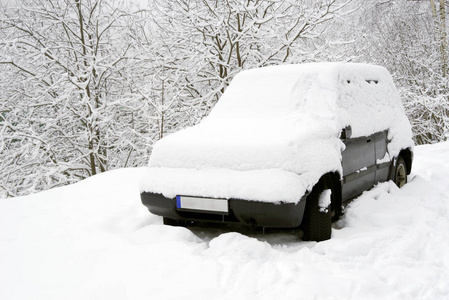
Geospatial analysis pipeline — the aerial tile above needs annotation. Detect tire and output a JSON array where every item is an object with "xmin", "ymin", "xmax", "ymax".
[
  {"xmin": 163, "ymin": 217, "xmax": 187, "ymax": 227},
  {"xmin": 302, "ymin": 178, "xmax": 332, "ymax": 242},
  {"xmin": 393, "ymin": 156, "xmax": 407, "ymax": 188}
]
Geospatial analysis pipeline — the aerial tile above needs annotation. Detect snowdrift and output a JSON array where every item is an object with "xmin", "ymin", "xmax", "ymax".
[{"xmin": 1, "ymin": 142, "xmax": 449, "ymax": 299}]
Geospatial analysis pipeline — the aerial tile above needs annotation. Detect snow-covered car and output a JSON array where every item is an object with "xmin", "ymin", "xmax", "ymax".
[{"xmin": 140, "ymin": 63, "xmax": 414, "ymax": 242}]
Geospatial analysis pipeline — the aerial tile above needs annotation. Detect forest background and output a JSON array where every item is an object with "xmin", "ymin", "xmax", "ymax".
[{"xmin": 0, "ymin": 0, "xmax": 447, "ymax": 198}]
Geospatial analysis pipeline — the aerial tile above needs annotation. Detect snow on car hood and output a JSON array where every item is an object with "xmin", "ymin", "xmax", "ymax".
[{"xmin": 141, "ymin": 63, "xmax": 413, "ymax": 203}]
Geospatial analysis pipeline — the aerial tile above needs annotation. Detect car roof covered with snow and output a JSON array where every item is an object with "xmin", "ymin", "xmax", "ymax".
[{"xmin": 141, "ymin": 63, "xmax": 413, "ymax": 203}]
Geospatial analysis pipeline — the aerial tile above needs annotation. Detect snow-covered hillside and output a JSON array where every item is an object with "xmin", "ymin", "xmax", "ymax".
[{"xmin": 1, "ymin": 142, "xmax": 449, "ymax": 299}]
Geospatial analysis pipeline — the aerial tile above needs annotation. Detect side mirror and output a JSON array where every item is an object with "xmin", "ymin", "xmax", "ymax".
[{"xmin": 341, "ymin": 125, "xmax": 352, "ymax": 139}]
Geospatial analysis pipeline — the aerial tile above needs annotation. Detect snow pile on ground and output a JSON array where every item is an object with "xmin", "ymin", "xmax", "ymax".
[
  {"xmin": 1, "ymin": 142, "xmax": 449, "ymax": 299},
  {"xmin": 143, "ymin": 63, "xmax": 413, "ymax": 203}
]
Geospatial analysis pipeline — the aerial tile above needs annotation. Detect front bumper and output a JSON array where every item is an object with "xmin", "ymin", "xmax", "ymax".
[{"xmin": 141, "ymin": 192, "xmax": 306, "ymax": 228}]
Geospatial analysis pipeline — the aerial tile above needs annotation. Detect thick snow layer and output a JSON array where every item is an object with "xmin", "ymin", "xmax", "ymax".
[
  {"xmin": 142, "ymin": 167, "xmax": 313, "ymax": 203},
  {"xmin": 143, "ymin": 63, "xmax": 413, "ymax": 202},
  {"xmin": 1, "ymin": 142, "xmax": 449, "ymax": 299}
]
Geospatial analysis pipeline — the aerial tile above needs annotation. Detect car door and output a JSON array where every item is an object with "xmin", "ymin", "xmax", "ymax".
[
  {"xmin": 341, "ymin": 134, "xmax": 376, "ymax": 201},
  {"xmin": 373, "ymin": 130, "xmax": 391, "ymax": 184}
]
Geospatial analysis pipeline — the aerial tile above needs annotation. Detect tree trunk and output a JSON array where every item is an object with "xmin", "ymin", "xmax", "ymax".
[
  {"xmin": 160, "ymin": 78, "xmax": 165, "ymax": 140},
  {"xmin": 430, "ymin": 0, "xmax": 448, "ymax": 78},
  {"xmin": 439, "ymin": 0, "xmax": 447, "ymax": 78}
]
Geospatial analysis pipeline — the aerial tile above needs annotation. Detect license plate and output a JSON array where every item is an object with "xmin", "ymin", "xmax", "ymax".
[{"xmin": 176, "ymin": 196, "xmax": 228, "ymax": 213}]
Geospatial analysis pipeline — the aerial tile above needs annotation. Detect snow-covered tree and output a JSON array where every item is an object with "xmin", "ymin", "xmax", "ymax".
[
  {"xmin": 0, "ymin": 0, "xmax": 152, "ymax": 197},
  {"xmin": 147, "ymin": 0, "xmax": 352, "ymax": 118},
  {"xmin": 333, "ymin": 0, "xmax": 449, "ymax": 144},
  {"xmin": 0, "ymin": 0, "xmax": 353, "ymax": 197}
]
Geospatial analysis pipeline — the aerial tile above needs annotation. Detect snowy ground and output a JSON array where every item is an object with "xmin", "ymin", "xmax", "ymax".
[{"xmin": 1, "ymin": 142, "xmax": 449, "ymax": 300}]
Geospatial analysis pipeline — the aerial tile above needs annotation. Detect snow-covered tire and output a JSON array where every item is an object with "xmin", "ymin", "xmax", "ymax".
[
  {"xmin": 302, "ymin": 179, "xmax": 332, "ymax": 242},
  {"xmin": 394, "ymin": 156, "xmax": 407, "ymax": 188}
]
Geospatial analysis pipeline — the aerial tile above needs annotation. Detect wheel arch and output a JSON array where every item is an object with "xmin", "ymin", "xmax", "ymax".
[{"xmin": 301, "ymin": 171, "xmax": 341, "ymax": 241}]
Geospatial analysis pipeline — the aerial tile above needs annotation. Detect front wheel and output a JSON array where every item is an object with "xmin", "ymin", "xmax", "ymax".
[
  {"xmin": 302, "ymin": 179, "xmax": 332, "ymax": 242},
  {"xmin": 394, "ymin": 156, "xmax": 407, "ymax": 188}
]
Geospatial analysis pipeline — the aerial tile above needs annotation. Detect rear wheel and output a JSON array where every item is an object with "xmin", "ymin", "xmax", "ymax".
[
  {"xmin": 394, "ymin": 156, "xmax": 407, "ymax": 188},
  {"xmin": 302, "ymin": 178, "xmax": 332, "ymax": 242}
]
